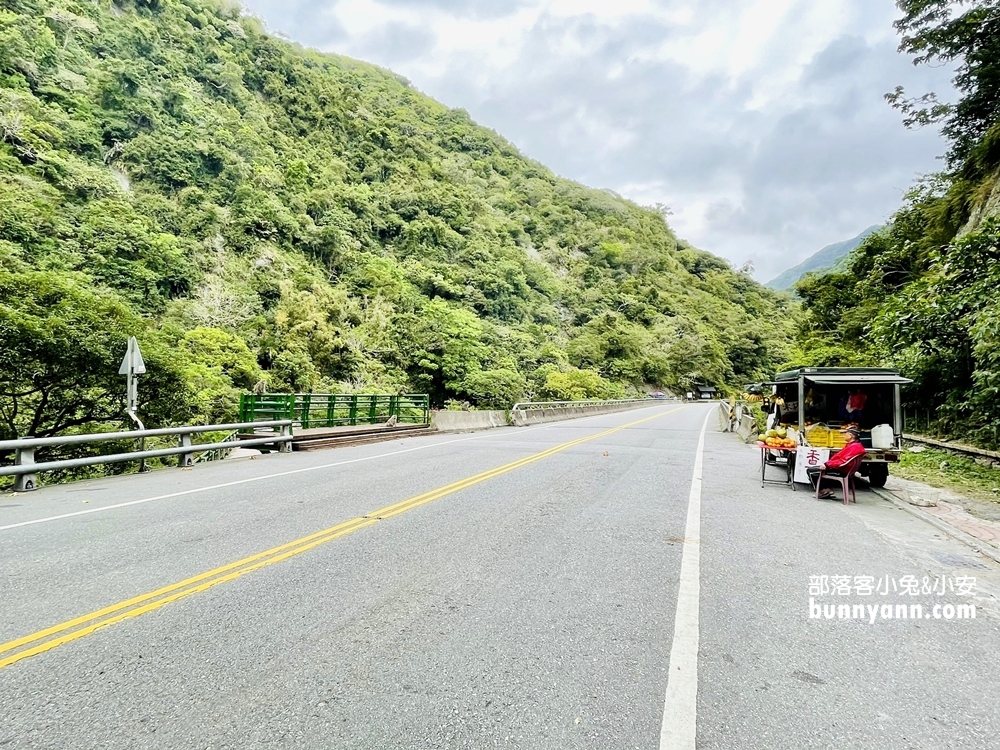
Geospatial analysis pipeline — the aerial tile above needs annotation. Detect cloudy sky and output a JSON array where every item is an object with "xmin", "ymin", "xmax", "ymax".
[{"xmin": 240, "ymin": 0, "xmax": 955, "ymax": 281}]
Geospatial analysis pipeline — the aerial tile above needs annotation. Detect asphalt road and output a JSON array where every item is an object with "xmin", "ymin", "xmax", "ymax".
[{"xmin": 1, "ymin": 404, "xmax": 999, "ymax": 749}]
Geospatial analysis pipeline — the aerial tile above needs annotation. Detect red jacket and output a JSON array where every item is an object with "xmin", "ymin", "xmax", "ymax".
[{"xmin": 825, "ymin": 440, "xmax": 866, "ymax": 469}]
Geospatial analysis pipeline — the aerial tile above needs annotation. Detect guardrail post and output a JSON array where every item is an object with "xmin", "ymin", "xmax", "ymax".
[
  {"xmin": 13, "ymin": 447, "xmax": 37, "ymax": 492},
  {"xmin": 178, "ymin": 432, "xmax": 195, "ymax": 467},
  {"xmin": 279, "ymin": 422, "xmax": 293, "ymax": 453},
  {"xmin": 301, "ymin": 393, "xmax": 311, "ymax": 430}
]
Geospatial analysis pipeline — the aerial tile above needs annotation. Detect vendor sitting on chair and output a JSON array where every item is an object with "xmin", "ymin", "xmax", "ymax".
[{"xmin": 807, "ymin": 427, "xmax": 867, "ymax": 499}]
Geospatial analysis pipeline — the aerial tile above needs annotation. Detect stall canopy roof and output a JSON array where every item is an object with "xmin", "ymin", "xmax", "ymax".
[
  {"xmin": 771, "ymin": 368, "xmax": 912, "ymax": 386},
  {"xmin": 803, "ymin": 374, "xmax": 912, "ymax": 385},
  {"xmin": 768, "ymin": 374, "xmax": 913, "ymax": 386}
]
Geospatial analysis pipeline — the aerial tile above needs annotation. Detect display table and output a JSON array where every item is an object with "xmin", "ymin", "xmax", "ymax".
[{"xmin": 756, "ymin": 442, "xmax": 797, "ymax": 489}]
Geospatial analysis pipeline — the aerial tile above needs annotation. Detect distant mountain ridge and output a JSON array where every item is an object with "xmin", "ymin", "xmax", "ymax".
[{"xmin": 767, "ymin": 226, "xmax": 881, "ymax": 291}]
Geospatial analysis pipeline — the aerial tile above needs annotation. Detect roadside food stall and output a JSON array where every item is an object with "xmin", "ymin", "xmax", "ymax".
[{"xmin": 764, "ymin": 368, "xmax": 912, "ymax": 487}]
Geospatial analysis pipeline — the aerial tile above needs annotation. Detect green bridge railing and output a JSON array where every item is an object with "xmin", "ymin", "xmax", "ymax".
[{"xmin": 238, "ymin": 394, "xmax": 430, "ymax": 430}]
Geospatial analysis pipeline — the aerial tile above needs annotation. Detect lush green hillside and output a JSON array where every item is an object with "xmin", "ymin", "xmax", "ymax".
[
  {"xmin": 790, "ymin": 0, "xmax": 1000, "ymax": 447},
  {"xmin": 766, "ymin": 226, "xmax": 880, "ymax": 292},
  {"xmin": 0, "ymin": 0, "xmax": 794, "ymax": 440}
]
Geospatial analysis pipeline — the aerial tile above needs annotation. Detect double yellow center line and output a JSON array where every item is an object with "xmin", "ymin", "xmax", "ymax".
[{"xmin": 0, "ymin": 406, "xmax": 684, "ymax": 670}]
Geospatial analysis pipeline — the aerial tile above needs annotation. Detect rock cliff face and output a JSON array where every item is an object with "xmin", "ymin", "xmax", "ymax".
[{"xmin": 960, "ymin": 170, "xmax": 1000, "ymax": 237}]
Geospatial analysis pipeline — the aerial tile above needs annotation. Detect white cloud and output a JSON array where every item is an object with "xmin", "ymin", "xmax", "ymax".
[{"xmin": 240, "ymin": 0, "xmax": 955, "ymax": 280}]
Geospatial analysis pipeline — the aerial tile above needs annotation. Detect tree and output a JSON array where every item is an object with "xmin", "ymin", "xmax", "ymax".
[
  {"xmin": 0, "ymin": 269, "xmax": 186, "ymax": 439},
  {"xmin": 460, "ymin": 369, "xmax": 526, "ymax": 409},
  {"xmin": 539, "ymin": 368, "xmax": 616, "ymax": 401},
  {"xmin": 176, "ymin": 327, "xmax": 261, "ymax": 423},
  {"xmin": 399, "ymin": 299, "xmax": 487, "ymax": 404},
  {"xmin": 889, "ymin": 0, "xmax": 1000, "ymax": 162}
]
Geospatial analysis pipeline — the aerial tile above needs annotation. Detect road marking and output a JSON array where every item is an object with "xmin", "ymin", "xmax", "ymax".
[
  {"xmin": 0, "ymin": 405, "xmax": 671, "ymax": 533},
  {"xmin": 0, "ymin": 406, "xmax": 691, "ymax": 671},
  {"xmin": 659, "ymin": 409, "xmax": 711, "ymax": 750}
]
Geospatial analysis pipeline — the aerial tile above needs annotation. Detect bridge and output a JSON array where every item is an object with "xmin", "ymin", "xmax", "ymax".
[{"xmin": 1, "ymin": 403, "xmax": 999, "ymax": 749}]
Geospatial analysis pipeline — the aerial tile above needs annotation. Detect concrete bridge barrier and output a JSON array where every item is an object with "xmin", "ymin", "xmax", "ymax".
[
  {"xmin": 718, "ymin": 401, "xmax": 761, "ymax": 443},
  {"xmin": 510, "ymin": 399, "xmax": 668, "ymax": 427},
  {"xmin": 431, "ymin": 410, "xmax": 510, "ymax": 432},
  {"xmin": 431, "ymin": 399, "xmax": 679, "ymax": 433}
]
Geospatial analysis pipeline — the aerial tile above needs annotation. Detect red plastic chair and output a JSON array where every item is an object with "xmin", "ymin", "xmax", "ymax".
[{"xmin": 815, "ymin": 454, "xmax": 865, "ymax": 505}]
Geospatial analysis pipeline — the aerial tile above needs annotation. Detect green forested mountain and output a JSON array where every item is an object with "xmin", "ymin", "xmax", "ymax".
[
  {"xmin": 792, "ymin": 0, "xmax": 1000, "ymax": 447},
  {"xmin": 0, "ymin": 0, "xmax": 794, "ymax": 439},
  {"xmin": 766, "ymin": 226, "xmax": 880, "ymax": 292}
]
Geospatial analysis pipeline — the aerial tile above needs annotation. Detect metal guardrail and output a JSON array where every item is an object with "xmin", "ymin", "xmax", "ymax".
[
  {"xmin": 0, "ymin": 420, "xmax": 293, "ymax": 492},
  {"xmin": 239, "ymin": 393, "xmax": 430, "ymax": 428},
  {"xmin": 195, "ymin": 430, "xmax": 240, "ymax": 463},
  {"xmin": 903, "ymin": 434, "xmax": 1000, "ymax": 461}
]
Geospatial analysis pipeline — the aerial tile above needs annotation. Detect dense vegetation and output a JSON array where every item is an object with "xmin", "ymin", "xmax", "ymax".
[
  {"xmin": 792, "ymin": 0, "xmax": 1000, "ymax": 447},
  {"xmin": 0, "ymin": 0, "xmax": 794, "ymax": 439}
]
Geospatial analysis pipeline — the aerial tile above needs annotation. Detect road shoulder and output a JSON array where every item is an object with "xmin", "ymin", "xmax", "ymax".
[{"xmin": 875, "ymin": 481, "xmax": 1000, "ymax": 566}]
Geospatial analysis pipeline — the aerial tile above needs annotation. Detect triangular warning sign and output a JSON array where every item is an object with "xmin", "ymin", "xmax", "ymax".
[{"xmin": 118, "ymin": 336, "xmax": 147, "ymax": 375}]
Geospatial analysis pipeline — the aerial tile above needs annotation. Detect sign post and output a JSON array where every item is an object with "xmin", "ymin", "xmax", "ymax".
[{"xmin": 119, "ymin": 336, "xmax": 149, "ymax": 471}]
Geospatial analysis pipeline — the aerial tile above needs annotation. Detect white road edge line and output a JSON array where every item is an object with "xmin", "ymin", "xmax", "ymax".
[
  {"xmin": 659, "ymin": 408, "xmax": 711, "ymax": 750},
  {"xmin": 0, "ymin": 404, "xmax": 679, "ymax": 533}
]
